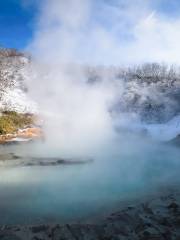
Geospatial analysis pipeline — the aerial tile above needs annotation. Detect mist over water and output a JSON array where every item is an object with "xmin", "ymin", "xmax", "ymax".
[
  {"xmin": 1, "ymin": 0, "xmax": 180, "ymax": 225},
  {"xmin": 23, "ymin": 0, "xmax": 180, "ymax": 154},
  {"xmin": 0, "ymin": 136, "xmax": 180, "ymax": 224},
  {"xmin": 22, "ymin": 0, "xmax": 180, "ymax": 154}
]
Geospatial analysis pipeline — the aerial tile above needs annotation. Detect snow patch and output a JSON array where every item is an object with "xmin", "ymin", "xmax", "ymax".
[
  {"xmin": 0, "ymin": 88, "xmax": 38, "ymax": 114},
  {"xmin": 144, "ymin": 115, "xmax": 180, "ymax": 141}
]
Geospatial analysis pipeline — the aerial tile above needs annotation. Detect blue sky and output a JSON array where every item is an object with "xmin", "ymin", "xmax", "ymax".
[
  {"xmin": 0, "ymin": 0, "xmax": 36, "ymax": 49},
  {"xmin": 1, "ymin": 0, "xmax": 180, "ymax": 50}
]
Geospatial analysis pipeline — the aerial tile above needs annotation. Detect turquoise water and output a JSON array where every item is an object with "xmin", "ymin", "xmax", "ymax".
[{"xmin": 0, "ymin": 137, "xmax": 180, "ymax": 225}]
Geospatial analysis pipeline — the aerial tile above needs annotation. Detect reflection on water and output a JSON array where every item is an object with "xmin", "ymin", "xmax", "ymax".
[{"xmin": 0, "ymin": 136, "xmax": 180, "ymax": 225}]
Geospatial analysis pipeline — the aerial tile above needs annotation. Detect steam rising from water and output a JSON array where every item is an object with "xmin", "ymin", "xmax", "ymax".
[
  {"xmin": 0, "ymin": 1, "xmax": 180, "ymax": 224},
  {"xmin": 24, "ymin": 0, "xmax": 180, "ymax": 153}
]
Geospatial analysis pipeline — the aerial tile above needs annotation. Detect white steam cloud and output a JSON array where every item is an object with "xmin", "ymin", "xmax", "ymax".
[
  {"xmin": 23, "ymin": 0, "xmax": 180, "ymax": 155},
  {"xmin": 27, "ymin": 0, "xmax": 180, "ymax": 65}
]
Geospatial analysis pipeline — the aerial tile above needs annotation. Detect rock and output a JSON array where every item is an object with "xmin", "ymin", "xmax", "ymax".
[
  {"xmin": 138, "ymin": 229, "xmax": 163, "ymax": 240},
  {"xmin": 141, "ymin": 203, "xmax": 154, "ymax": 215},
  {"xmin": 52, "ymin": 225, "xmax": 77, "ymax": 240},
  {"xmin": 0, "ymin": 233, "xmax": 21, "ymax": 240},
  {"xmin": 17, "ymin": 127, "xmax": 44, "ymax": 139},
  {"xmin": 0, "ymin": 190, "xmax": 180, "ymax": 239},
  {"xmin": 0, "ymin": 126, "xmax": 44, "ymax": 144},
  {"xmin": 168, "ymin": 135, "xmax": 180, "ymax": 146},
  {"xmin": 167, "ymin": 202, "xmax": 179, "ymax": 210},
  {"xmin": 158, "ymin": 217, "xmax": 171, "ymax": 227},
  {"xmin": 31, "ymin": 225, "xmax": 49, "ymax": 233},
  {"xmin": 0, "ymin": 153, "xmax": 93, "ymax": 167}
]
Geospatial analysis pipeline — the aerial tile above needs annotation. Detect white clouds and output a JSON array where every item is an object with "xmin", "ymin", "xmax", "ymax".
[
  {"xmin": 27, "ymin": 0, "xmax": 180, "ymax": 65},
  {"xmin": 129, "ymin": 13, "xmax": 180, "ymax": 63}
]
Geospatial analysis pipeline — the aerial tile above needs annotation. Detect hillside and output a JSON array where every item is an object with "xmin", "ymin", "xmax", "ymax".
[
  {"xmin": 0, "ymin": 48, "xmax": 37, "ymax": 114},
  {"xmin": 1, "ymin": 48, "xmax": 180, "ymax": 124},
  {"xmin": 0, "ymin": 48, "xmax": 41, "ymax": 140},
  {"xmin": 85, "ymin": 63, "xmax": 180, "ymax": 124},
  {"xmin": 1, "ymin": 48, "xmax": 180, "ymax": 141}
]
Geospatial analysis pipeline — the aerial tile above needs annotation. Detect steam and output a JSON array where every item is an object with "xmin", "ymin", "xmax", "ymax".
[
  {"xmin": 1, "ymin": 1, "xmax": 180, "ymax": 224},
  {"xmin": 23, "ymin": 0, "xmax": 180, "ymax": 155},
  {"xmin": 27, "ymin": 0, "xmax": 180, "ymax": 65}
]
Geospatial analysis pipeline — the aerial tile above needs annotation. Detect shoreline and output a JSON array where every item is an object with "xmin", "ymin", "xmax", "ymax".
[
  {"xmin": 0, "ymin": 187, "xmax": 179, "ymax": 239},
  {"xmin": 0, "ymin": 122, "xmax": 179, "ymax": 239},
  {"xmin": 0, "ymin": 126, "xmax": 44, "ymax": 144}
]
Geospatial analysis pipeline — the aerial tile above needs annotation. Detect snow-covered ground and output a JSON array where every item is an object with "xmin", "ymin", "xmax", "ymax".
[
  {"xmin": 0, "ymin": 50, "xmax": 38, "ymax": 114},
  {"xmin": 1, "ymin": 49, "xmax": 180, "ymax": 141},
  {"xmin": 0, "ymin": 88, "xmax": 37, "ymax": 114},
  {"xmin": 115, "ymin": 114, "xmax": 180, "ymax": 141},
  {"xmin": 144, "ymin": 115, "xmax": 180, "ymax": 141}
]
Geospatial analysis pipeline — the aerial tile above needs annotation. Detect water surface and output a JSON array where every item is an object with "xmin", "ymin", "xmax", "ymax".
[{"xmin": 0, "ymin": 136, "xmax": 179, "ymax": 225}]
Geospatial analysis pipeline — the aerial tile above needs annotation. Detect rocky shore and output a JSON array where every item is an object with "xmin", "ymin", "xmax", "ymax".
[
  {"xmin": 0, "ymin": 189, "xmax": 179, "ymax": 240},
  {"xmin": 0, "ymin": 126, "xmax": 44, "ymax": 144}
]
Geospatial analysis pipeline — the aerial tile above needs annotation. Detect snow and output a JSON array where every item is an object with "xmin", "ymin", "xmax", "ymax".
[
  {"xmin": 144, "ymin": 115, "xmax": 180, "ymax": 141},
  {"xmin": 0, "ymin": 51, "xmax": 180, "ymax": 142},
  {"xmin": 114, "ymin": 113, "xmax": 180, "ymax": 141},
  {"xmin": 7, "ymin": 137, "xmax": 32, "ymax": 142},
  {"xmin": 0, "ymin": 52, "xmax": 38, "ymax": 114},
  {"xmin": 0, "ymin": 88, "xmax": 38, "ymax": 114}
]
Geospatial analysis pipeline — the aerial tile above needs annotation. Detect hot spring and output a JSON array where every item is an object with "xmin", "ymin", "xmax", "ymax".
[{"xmin": 0, "ymin": 134, "xmax": 180, "ymax": 225}]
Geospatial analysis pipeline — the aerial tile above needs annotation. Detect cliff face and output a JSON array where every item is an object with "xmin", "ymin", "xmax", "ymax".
[{"xmin": 0, "ymin": 48, "xmax": 37, "ymax": 114}]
